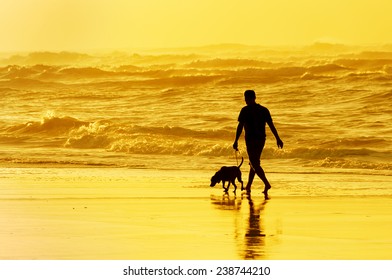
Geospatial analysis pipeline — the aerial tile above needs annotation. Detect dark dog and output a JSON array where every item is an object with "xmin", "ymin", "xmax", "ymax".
[{"xmin": 210, "ymin": 157, "xmax": 244, "ymax": 193}]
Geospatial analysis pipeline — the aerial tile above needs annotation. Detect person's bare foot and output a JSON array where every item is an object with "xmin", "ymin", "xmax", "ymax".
[{"xmin": 263, "ymin": 184, "xmax": 271, "ymax": 199}]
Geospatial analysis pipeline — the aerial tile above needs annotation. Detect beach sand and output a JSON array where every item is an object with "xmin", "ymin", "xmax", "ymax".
[{"xmin": 1, "ymin": 168, "xmax": 391, "ymax": 260}]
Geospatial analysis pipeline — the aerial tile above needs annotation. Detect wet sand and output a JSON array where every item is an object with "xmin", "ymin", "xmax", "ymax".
[{"xmin": 1, "ymin": 168, "xmax": 391, "ymax": 260}]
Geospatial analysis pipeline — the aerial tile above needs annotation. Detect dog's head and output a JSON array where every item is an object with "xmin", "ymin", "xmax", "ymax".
[{"xmin": 210, "ymin": 172, "xmax": 221, "ymax": 187}]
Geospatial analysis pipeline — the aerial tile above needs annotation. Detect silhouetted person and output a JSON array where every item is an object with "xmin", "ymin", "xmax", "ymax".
[{"xmin": 233, "ymin": 90, "xmax": 283, "ymax": 198}]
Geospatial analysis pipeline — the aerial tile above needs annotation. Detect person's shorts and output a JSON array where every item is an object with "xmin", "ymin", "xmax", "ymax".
[{"xmin": 246, "ymin": 138, "xmax": 266, "ymax": 170}]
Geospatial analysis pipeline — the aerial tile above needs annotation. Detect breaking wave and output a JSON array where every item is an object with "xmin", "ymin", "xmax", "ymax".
[
  {"xmin": 6, "ymin": 115, "xmax": 89, "ymax": 136},
  {"xmin": 1, "ymin": 115, "xmax": 391, "ymax": 171},
  {"xmin": 2, "ymin": 49, "xmax": 392, "ymax": 89}
]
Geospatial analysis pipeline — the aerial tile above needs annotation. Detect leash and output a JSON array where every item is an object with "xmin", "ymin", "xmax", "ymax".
[{"xmin": 235, "ymin": 149, "xmax": 241, "ymax": 166}]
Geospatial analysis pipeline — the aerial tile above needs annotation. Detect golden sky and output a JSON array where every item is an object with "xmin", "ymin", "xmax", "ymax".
[{"xmin": 1, "ymin": 0, "xmax": 392, "ymax": 51}]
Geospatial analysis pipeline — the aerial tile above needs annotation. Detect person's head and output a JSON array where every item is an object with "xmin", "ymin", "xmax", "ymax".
[{"xmin": 244, "ymin": 89, "xmax": 256, "ymax": 105}]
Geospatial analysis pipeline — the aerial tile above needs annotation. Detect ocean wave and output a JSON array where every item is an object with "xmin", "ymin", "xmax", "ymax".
[
  {"xmin": 3, "ymin": 114, "xmax": 390, "ymax": 167},
  {"xmin": 0, "ymin": 51, "xmax": 95, "ymax": 66},
  {"xmin": 0, "ymin": 77, "xmax": 65, "ymax": 88},
  {"xmin": 1, "ymin": 56, "xmax": 391, "ymax": 89},
  {"xmin": 300, "ymin": 72, "xmax": 331, "ymax": 80},
  {"xmin": 104, "ymin": 136, "xmax": 233, "ymax": 156},
  {"xmin": 310, "ymin": 157, "xmax": 392, "ymax": 171},
  {"xmin": 2, "ymin": 114, "xmax": 234, "ymax": 139},
  {"xmin": 66, "ymin": 132, "xmax": 392, "ymax": 171},
  {"xmin": 0, "ymin": 157, "xmax": 119, "ymax": 167},
  {"xmin": 334, "ymin": 58, "xmax": 392, "ymax": 69},
  {"xmin": 6, "ymin": 115, "xmax": 89, "ymax": 135},
  {"xmin": 185, "ymin": 58, "xmax": 273, "ymax": 68},
  {"xmin": 262, "ymin": 147, "xmax": 385, "ymax": 159},
  {"xmin": 318, "ymin": 137, "xmax": 389, "ymax": 149},
  {"xmin": 58, "ymin": 67, "xmax": 120, "ymax": 78},
  {"xmin": 64, "ymin": 122, "xmax": 234, "ymax": 154},
  {"xmin": 259, "ymin": 147, "xmax": 391, "ymax": 170},
  {"xmin": 2, "ymin": 125, "xmax": 391, "ymax": 172}
]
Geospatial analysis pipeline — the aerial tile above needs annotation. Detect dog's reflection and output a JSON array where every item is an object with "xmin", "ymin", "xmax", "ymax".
[
  {"xmin": 210, "ymin": 193, "xmax": 267, "ymax": 259},
  {"xmin": 210, "ymin": 193, "xmax": 242, "ymax": 211}
]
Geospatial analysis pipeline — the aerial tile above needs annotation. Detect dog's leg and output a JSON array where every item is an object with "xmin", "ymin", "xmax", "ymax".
[
  {"xmin": 238, "ymin": 174, "xmax": 244, "ymax": 191},
  {"xmin": 222, "ymin": 181, "xmax": 228, "ymax": 193},
  {"xmin": 232, "ymin": 181, "xmax": 237, "ymax": 194},
  {"xmin": 224, "ymin": 181, "xmax": 230, "ymax": 193}
]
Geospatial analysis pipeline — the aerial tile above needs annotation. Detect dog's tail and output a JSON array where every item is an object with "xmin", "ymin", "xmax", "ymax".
[{"xmin": 238, "ymin": 157, "xmax": 244, "ymax": 168}]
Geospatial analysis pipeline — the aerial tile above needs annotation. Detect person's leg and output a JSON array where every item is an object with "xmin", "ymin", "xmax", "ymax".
[
  {"xmin": 245, "ymin": 165, "xmax": 255, "ymax": 192},
  {"xmin": 253, "ymin": 165, "xmax": 271, "ymax": 191},
  {"xmin": 247, "ymin": 139, "xmax": 271, "ymax": 196}
]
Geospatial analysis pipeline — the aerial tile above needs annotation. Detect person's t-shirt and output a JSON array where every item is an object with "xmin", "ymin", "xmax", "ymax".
[{"xmin": 238, "ymin": 103, "xmax": 272, "ymax": 142}]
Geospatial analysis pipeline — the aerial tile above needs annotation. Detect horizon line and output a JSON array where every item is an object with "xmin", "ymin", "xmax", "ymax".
[{"xmin": 2, "ymin": 42, "xmax": 392, "ymax": 54}]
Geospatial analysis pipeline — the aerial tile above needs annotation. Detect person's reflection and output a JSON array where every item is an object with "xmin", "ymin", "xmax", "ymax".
[
  {"xmin": 243, "ymin": 193, "xmax": 267, "ymax": 259},
  {"xmin": 210, "ymin": 193, "xmax": 268, "ymax": 259}
]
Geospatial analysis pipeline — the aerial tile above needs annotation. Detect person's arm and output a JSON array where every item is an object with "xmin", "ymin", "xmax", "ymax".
[
  {"xmin": 233, "ymin": 121, "xmax": 244, "ymax": 151},
  {"xmin": 267, "ymin": 119, "xmax": 283, "ymax": 149}
]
